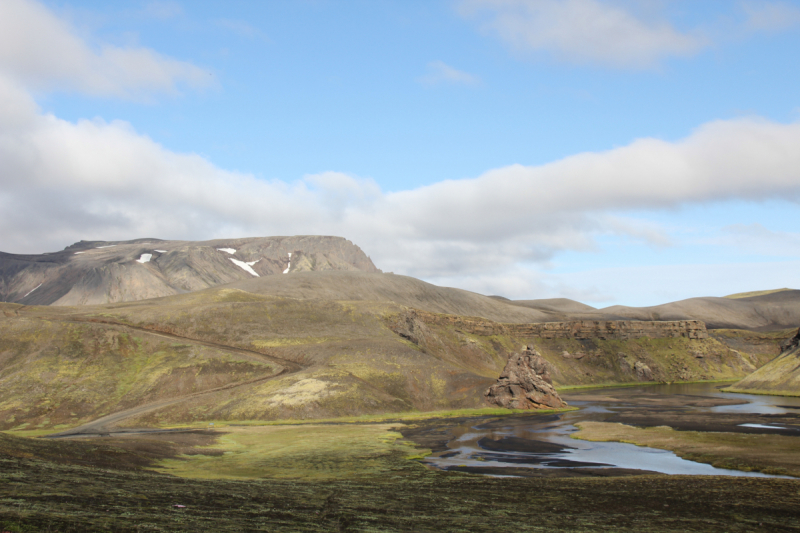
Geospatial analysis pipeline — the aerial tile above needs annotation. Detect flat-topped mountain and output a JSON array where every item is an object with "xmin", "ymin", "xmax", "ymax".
[{"xmin": 0, "ymin": 236, "xmax": 380, "ymax": 306}]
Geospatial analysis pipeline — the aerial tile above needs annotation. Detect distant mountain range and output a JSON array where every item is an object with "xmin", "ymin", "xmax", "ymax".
[
  {"xmin": 0, "ymin": 236, "xmax": 380, "ymax": 306},
  {"xmin": 1, "ymin": 236, "xmax": 797, "ymax": 331}
]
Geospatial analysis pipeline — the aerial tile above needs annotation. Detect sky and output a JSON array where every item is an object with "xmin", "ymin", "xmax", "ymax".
[{"xmin": 1, "ymin": 0, "xmax": 799, "ymax": 307}]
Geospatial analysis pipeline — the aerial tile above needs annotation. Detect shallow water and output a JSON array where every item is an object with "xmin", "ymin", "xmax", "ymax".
[{"xmin": 422, "ymin": 382, "xmax": 798, "ymax": 478}]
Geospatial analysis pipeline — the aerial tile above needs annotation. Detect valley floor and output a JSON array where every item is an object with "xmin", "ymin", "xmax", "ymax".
[{"xmin": 2, "ymin": 410, "xmax": 800, "ymax": 532}]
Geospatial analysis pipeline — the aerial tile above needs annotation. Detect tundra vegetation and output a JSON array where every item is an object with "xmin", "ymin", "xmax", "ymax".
[{"xmin": 1, "ymin": 282, "xmax": 799, "ymax": 531}]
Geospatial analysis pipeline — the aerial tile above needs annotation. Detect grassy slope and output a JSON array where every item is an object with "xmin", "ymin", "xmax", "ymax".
[
  {"xmin": 724, "ymin": 288, "xmax": 793, "ymax": 299},
  {"xmin": 725, "ymin": 344, "xmax": 800, "ymax": 397},
  {"xmin": 515, "ymin": 334, "xmax": 776, "ymax": 387},
  {"xmin": 0, "ymin": 306, "xmax": 275, "ymax": 431},
  {"xmin": 0, "ymin": 288, "xmax": 787, "ymax": 431}
]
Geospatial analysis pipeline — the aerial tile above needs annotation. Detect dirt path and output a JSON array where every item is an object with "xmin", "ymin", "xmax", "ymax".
[
  {"xmin": 66, "ymin": 316, "xmax": 304, "ymax": 372},
  {"xmin": 46, "ymin": 318, "xmax": 309, "ymax": 439}
]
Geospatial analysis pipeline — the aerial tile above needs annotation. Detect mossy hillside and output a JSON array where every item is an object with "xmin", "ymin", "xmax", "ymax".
[
  {"xmin": 74, "ymin": 297, "xmax": 518, "ymax": 424},
  {"xmin": 119, "ymin": 346, "xmax": 501, "ymax": 427},
  {"xmin": 529, "ymin": 335, "xmax": 769, "ymax": 387},
  {"xmin": 725, "ymin": 345, "xmax": 800, "ymax": 397},
  {"xmin": 0, "ymin": 317, "xmax": 274, "ymax": 431},
  {"xmin": 1, "ymin": 292, "xmax": 787, "ymax": 431},
  {"xmin": 90, "ymin": 291, "xmax": 399, "ymax": 367}
]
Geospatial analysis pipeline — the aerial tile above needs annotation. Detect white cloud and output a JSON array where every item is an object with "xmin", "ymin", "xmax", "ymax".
[
  {"xmin": 0, "ymin": 0, "xmax": 212, "ymax": 99},
  {"xmin": 1, "ymin": 0, "xmax": 799, "ymax": 304},
  {"xmin": 2, "ymin": 60, "xmax": 800, "ymax": 296},
  {"xmin": 719, "ymin": 223, "xmax": 800, "ymax": 257},
  {"xmin": 741, "ymin": 1, "xmax": 800, "ymax": 32},
  {"xmin": 458, "ymin": 0, "xmax": 707, "ymax": 68},
  {"xmin": 418, "ymin": 61, "xmax": 480, "ymax": 86}
]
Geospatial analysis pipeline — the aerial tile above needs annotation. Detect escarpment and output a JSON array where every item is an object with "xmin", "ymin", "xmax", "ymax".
[{"xmin": 404, "ymin": 309, "xmax": 708, "ymax": 340}]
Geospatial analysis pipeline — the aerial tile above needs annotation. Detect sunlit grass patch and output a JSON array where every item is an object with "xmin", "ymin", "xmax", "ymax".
[{"xmin": 155, "ymin": 423, "xmax": 424, "ymax": 480}]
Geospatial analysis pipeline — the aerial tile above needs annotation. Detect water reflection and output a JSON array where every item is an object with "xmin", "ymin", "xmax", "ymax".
[{"xmin": 422, "ymin": 382, "xmax": 798, "ymax": 478}]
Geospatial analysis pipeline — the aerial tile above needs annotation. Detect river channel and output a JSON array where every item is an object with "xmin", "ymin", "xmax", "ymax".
[{"xmin": 416, "ymin": 382, "xmax": 800, "ymax": 478}]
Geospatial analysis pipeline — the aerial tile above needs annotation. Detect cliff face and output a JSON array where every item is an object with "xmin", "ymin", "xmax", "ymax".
[
  {"xmin": 506, "ymin": 320, "xmax": 708, "ymax": 340},
  {"xmin": 408, "ymin": 309, "xmax": 708, "ymax": 341},
  {"xmin": 389, "ymin": 309, "xmax": 771, "ymax": 387},
  {"xmin": 0, "ymin": 235, "xmax": 380, "ymax": 306}
]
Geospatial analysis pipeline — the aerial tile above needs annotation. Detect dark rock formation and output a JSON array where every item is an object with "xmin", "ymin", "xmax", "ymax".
[
  {"xmin": 485, "ymin": 346, "xmax": 566, "ymax": 409},
  {"xmin": 779, "ymin": 328, "xmax": 800, "ymax": 353}
]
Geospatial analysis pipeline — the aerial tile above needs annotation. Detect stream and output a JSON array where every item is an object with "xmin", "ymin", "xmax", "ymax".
[{"xmin": 421, "ymin": 383, "xmax": 800, "ymax": 478}]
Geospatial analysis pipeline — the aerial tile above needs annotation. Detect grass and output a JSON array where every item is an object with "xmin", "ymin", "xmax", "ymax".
[
  {"xmin": 2, "ymin": 422, "xmax": 800, "ymax": 531},
  {"xmin": 155, "ymin": 423, "xmax": 420, "ymax": 480},
  {"xmin": 572, "ymin": 421, "xmax": 800, "ymax": 477},
  {"xmin": 721, "ymin": 387, "xmax": 800, "ymax": 398},
  {"xmin": 723, "ymin": 288, "xmax": 793, "ymax": 299},
  {"xmin": 130, "ymin": 406, "xmax": 577, "ymax": 431}
]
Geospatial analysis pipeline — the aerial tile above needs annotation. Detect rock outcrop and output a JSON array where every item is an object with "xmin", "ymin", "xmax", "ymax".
[
  {"xmin": 408, "ymin": 310, "xmax": 708, "ymax": 341},
  {"xmin": 485, "ymin": 346, "xmax": 567, "ymax": 409},
  {"xmin": 506, "ymin": 320, "xmax": 708, "ymax": 340},
  {"xmin": 780, "ymin": 327, "xmax": 800, "ymax": 353}
]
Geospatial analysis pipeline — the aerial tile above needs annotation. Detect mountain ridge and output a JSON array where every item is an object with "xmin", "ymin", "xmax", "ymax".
[{"xmin": 0, "ymin": 235, "xmax": 380, "ymax": 306}]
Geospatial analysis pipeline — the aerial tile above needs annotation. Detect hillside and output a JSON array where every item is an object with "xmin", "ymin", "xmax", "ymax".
[
  {"xmin": 0, "ymin": 235, "xmax": 379, "ymax": 306},
  {"xmin": 725, "ymin": 328, "xmax": 800, "ymax": 396},
  {"xmin": 0, "ymin": 280, "xmax": 781, "ymax": 434},
  {"xmin": 575, "ymin": 290, "xmax": 800, "ymax": 331},
  {"xmin": 227, "ymin": 271, "xmax": 558, "ymax": 323}
]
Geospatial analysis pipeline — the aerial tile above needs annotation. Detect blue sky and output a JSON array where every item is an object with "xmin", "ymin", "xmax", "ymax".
[{"xmin": 1, "ymin": 0, "xmax": 799, "ymax": 306}]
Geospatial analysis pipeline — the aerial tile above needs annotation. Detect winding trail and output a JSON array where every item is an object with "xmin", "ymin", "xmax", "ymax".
[{"xmin": 46, "ymin": 318, "xmax": 308, "ymax": 439}]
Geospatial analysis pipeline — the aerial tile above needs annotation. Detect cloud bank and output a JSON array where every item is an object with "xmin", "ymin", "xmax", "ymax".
[
  {"xmin": 1, "ymin": 0, "xmax": 799, "ymax": 303},
  {"xmin": 458, "ymin": 0, "xmax": 706, "ymax": 68},
  {"xmin": 0, "ymin": 0, "xmax": 211, "ymax": 98},
  {"xmin": 3, "ymin": 65, "xmax": 800, "ymax": 287}
]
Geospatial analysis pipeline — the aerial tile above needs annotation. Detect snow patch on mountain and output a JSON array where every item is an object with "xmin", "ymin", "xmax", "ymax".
[
  {"xmin": 23, "ymin": 283, "xmax": 42, "ymax": 298},
  {"xmin": 230, "ymin": 258, "xmax": 260, "ymax": 277}
]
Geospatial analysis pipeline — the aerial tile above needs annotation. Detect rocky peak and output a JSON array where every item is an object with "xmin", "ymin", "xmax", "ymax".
[{"xmin": 484, "ymin": 345, "xmax": 566, "ymax": 410}]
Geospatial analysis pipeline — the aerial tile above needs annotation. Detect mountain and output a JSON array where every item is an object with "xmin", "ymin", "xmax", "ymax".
[
  {"xmin": 585, "ymin": 290, "xmax": 800, "ymax": 331},
  {"xmin": 2, "ymin": 234, "xmax": 797, "ymax": 332},
  {"xmin": 0, "ymin": 236, "xmax": 380, "ymax": 306}
]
